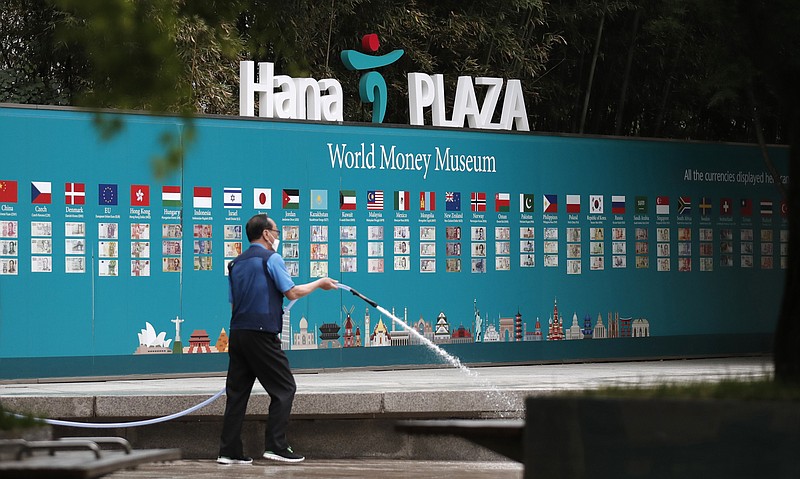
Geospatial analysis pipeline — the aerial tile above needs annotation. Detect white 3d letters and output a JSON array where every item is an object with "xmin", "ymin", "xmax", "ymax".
[
  {"xmin": 239, "ymin": 61, "xmax": 344, "ymax": 122},
  {"xmin": 407, "ymin": 73, "xmax": 529, "ymax": 131}
]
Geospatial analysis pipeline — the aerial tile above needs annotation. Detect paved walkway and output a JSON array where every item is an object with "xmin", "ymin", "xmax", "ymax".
[
  {"xmin": 104, "ymin": 459, "xmax": 524, "ymax": 479},
  {"xmin": 0, "ymin": 357, "xmax": 773, "ymax": 478},
  {"xmin": 0, "ymin": 356, "xmax": 772, "ymax": 398}
]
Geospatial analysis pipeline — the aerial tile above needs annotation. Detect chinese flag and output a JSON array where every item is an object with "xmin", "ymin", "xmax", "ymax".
[{"xmin": 0, "ymin": 180, "xmax": 18, "ymax": 203}]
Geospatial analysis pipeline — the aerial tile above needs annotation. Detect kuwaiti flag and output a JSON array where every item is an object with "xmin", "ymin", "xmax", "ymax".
[
  {"xmin": 566, "ymin": 194, "xmax": 580, "ymax": 213},
  {"xmin": 193, "ymin": 186, "xmax": 212, "ymax": 209},
  {"xmin": 31, "ymin": 181, "xmax": 52, "ymax": 204},
  {"xmin": 495, "ymin": 193, "xmax": 510, "ymax": 212},
  {"xmin": 420, "ymin": 191, "xmax": 436, "ymax": 211},
  {"xmin": 589, "ymin": 195, "xmax": 603, "ymax": 214},
  {"xmin": 340, "ymin": 190, "xmax": 356, "ymax": 210},
  {"xmin": 65, "ymin": 182, "xmax": 86, "ymax": 205},
  {"xmin": 611, "ymin": 195, "xmax": 625, "ymax": 214},
  {"xmin": 162, "ymin": 185, "xmax": 182, "ymax": 207},
  {"xmin": 253, "ymin": 188, "xmax": 271, "ymax": 209},
  {"xmin": 543, "ymin": 194, "xmax": 557, "ymax": 213},
  {"xmin": 130, "ymin": 184, "xmax": 149, "ymax": 207},
  {"xmin": 655, "ymin": 196, "xmax": 669, "ymax": 215},
  {"xmin": 223, "ymin": 187, "xmax": 242, "ymax": 209},
  {"xmin": 394, "ymin": 190, "xmax": 410, "ymax": 210},
  {"xmin": 282, "ymin": 189, "xmax": 299, "ymax": 209}
]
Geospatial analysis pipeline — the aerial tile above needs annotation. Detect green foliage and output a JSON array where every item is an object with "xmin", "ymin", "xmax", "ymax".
[{"xmin": 0, "ymin": 403, "xmax": 43, "ymax": 432}]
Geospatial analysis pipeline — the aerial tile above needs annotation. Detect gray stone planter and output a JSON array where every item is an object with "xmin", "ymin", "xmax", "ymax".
[{"xmin": 524, "ymin": 396, "xmax": 800, "ymax": 479}]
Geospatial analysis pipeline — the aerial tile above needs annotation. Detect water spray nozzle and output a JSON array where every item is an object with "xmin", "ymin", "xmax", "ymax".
[{"xmin": 338, "ymin": 283, "xmax": 378, "ymax": 308}]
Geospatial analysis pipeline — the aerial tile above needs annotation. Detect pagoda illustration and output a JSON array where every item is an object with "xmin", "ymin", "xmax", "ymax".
[
  {"xmin": 433, "ymin": 312, "xmax": 450, "ymax": 344},
  {"xmin": 319, "ymin": 322, "xmax": 341, "ymax": 349},
  {"xmin": 186, "ymin": 329, "xmax": 212, "ymax": 353}
]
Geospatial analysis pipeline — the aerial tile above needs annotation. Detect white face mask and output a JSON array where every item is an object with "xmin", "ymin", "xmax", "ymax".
[{"xmin": 267, "ymin": 231, "xmax": 280, "ymax": 251}]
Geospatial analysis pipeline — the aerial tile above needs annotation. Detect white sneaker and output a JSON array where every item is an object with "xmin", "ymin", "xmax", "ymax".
[{"xmin": 217, "ymin": 455, "xmax": 253, "ymax": 465}]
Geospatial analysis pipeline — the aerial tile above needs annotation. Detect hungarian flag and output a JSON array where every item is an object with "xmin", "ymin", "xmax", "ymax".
[
  {"xmin": 131, "ymin": 184, "xmax": 150, "ymax": 207},
  {"xmin": 495, "ymin": 193, "xmax": 509, "ymax": 212},
  {"xmin": 65, "ymin": 182, "xmax": 86, "ymax": 205},
  {"xmin": 162, "ymin": 185, "xmax": 182, "ymax": 207}
]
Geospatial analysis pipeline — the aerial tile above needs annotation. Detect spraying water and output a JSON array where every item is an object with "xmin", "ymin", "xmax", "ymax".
[{"xmin": 372, "ymin": 303, "xmax": 521, "ymax": 417}]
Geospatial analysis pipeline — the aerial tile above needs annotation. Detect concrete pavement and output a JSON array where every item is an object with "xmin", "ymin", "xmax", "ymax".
[{"xmin": 0, "ymin": 357, "xmax": 774, "ymax": 465}]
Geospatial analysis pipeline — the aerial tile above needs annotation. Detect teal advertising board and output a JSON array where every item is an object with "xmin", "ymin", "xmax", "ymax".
[{"xmin": 0, "ymin": 105, "xmax": 789, "ymax": 378}]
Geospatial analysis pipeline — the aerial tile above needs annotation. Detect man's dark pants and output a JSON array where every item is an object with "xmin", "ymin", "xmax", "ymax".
[{"xmin": 219, "ymin": 329, "xmax": 296, "ymax": 457}]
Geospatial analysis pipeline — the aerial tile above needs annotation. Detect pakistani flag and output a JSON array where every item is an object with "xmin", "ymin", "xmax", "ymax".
[{"xmin": 520, "ymin": 193, "xmax": 534, "ymax": 212}]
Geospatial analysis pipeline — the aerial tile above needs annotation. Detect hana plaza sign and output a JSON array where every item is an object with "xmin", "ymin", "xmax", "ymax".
[{"xmin": 239, "ymin": 34, "xmax": 529, "ymax": 131}]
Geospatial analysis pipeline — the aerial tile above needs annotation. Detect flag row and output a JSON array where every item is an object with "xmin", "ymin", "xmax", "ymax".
[{"xmin": 0, "ymin": 181, "xmax": 787, "ymax": 216}]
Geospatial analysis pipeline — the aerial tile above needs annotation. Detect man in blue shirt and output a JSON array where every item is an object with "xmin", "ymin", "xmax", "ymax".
[{"xmin": 218, "ymin": 213, "xmax": 337, "ymax": 465}]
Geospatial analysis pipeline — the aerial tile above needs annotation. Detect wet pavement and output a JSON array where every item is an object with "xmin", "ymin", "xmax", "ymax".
[{"xmin": 105, "ymin": 459, "xmax": 523, "ymax": 479}]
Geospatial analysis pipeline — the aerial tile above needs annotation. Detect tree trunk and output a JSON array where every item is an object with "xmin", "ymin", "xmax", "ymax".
[
  {"xmin": 615, "ymin": 8, "xmax": 641, "ymax": 136},
  {"xmin": 774, "ymin": 113, "xmax": 800, "ymax": 384},
  {"xmin": 579, "ymin": 0, "xmax": 608, "ymax": 134}
]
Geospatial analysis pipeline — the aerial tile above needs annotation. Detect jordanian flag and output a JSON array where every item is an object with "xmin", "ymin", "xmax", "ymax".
[
  {"xmin": 162, "ymin": 186, "xmax": 181, "ymax": 207},
  {"xmin": 283, "ymin": 189, "xmax": 299, "ymax": 209}
]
